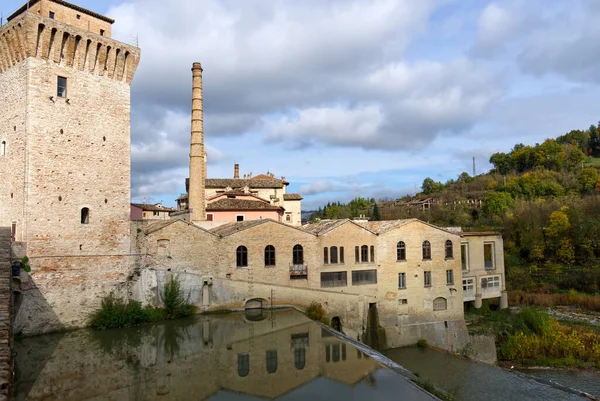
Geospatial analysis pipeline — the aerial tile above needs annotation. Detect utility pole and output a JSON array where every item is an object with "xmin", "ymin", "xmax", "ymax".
[{"xmin": 472, "ymin": 157, "xmax": 476, "ymax": 177}]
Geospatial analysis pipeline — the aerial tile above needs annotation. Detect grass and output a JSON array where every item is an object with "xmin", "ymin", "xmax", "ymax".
[
  {"xmin": 509, "ymin": 290, "xmax": 600, "ymax": 312},
  {"xmin": 90, "ymin": 278, "xmax": 196, "ymax": 330},
  {"xmin": 467, "ymin": 305, "xmax": 600, "ymax": 368},
  {"xmin": 583, "ymin": 156, "xmax": 600, "ymax": 168}
]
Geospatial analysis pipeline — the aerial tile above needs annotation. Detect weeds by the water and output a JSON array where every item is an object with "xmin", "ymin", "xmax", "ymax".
[
  {"xmin": 305, "ymin": 302, "xmax": 328, "ymax": 324},
  {"xmin": 90, "ymin": 278, "xmax": 195, "ymax": 330},
  {"xmin": 417, "ymin": 339, "xmax": 428, "ymax": 348},
  {"xmin": 467, "ymin": 305, "xmax": 600, "ymax": 368},
  {"xmin": 510, "ymin": 290, "xmax": 600, "ymax": 312}
]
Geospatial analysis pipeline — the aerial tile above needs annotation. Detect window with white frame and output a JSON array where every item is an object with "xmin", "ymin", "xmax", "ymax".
[
  {"xmin": 484, "ymin": 242, "xmax": 495, "ymax": 269},
  {"xmin": 424, "ymin": 271, "xmax": 432, "ymax": 287},
  {"xmin": 481, "ymin": 276, "xmax": 500, "ymax": 290},
  {"xmin": 398, "ymin": 272, "xmax": 406, "ymax": 289},
  {"xmin": 463, "ymin": 278, "xmax": 474, "ymax": 293},
  {"xmin": 446, "ymin": 269, "xmax": 454, "ymax": 285}
]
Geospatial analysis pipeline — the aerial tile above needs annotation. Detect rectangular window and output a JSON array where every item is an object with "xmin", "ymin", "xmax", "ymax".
[
  {"xmin": 398, "ymin": 298, "xmax": 408, "ymax": 305},
  {"xmin": 463, "ymin": 278, "xmax": 474, "ymax": 292},
  {"xmin": 355, "ymin": 246, "xmax": 359, "ymax": 263},
  {"xmin": 461, "ymin": 243, "xmax": 469, "ymax": 271},
  {"xmin": 340, "ymin": 247, "xmax": 344, "ymax": 264},
  {"xmin": 49, "ymin": 11, "xmax": 55, "ymax": 19},
  {"xmin": 76, "ymin": 14, "xmax": 81, "ymax": 19},
  {"xmin": 424, "ymin": 271, "xmax": 432, "ymax": 287},
  {"xmin": 484, "ymin": 242, "xmax": 495, "ymax": 269},
  {"xmin": 446, "ymin": 270, "xmax": 454, "ymax": 285},
  {"xmin": 352, "ymin": 269, "xmax": 377, "ymax": 286},
  {"xmin": 153, "ymin": 211, "xmax": 159, "ymax": 216},
  {"xmin": 330, "ymin": 247, "xmax": 338, "ymax": 264},
  {"xmin": 361, "ymin": 246, "xmax": 368, "ymax": 263},
  {"xmin": 481, "ymin": 276, "xmax": 500, "ymax": 289},
  {"xmin": 100, "ymin": 29, "xmax": 105, "ymax": 36},
  {"xmin": 236, "ymin": 214, "xmax": 244, "ymax": 222},
  {"xmin": 11, "ymin": 222, "xmax": 16, "ymax": 242},
  {"xmin": 370, "ymin": 245, "xmax": 375, "ymax": 262},
  {"xmin": 398, "ymin": 272, "xmax": 406, "ymax": 289},
  {"xmin": 320, "ymin": 272, "xmax": 347, "ymax": 288},
  {"xmin": 207, "ymin": 213, "xmax": 214, "ymax": 221},
  {"xmin": 323, "ymin": 247, "xmax": 329, "ymax": 265},
  {"xmin": 57, "ymin": 76, "xmax": 67, "ymax": 98}
]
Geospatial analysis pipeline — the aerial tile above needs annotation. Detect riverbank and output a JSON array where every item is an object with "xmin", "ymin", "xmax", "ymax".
[{"xmin": 466, "ymin": 306, "xmax": 600, "ymax": 370}]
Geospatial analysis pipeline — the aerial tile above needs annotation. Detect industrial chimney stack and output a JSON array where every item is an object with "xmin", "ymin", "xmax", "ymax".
[
  {"xmin": 234, "ymin": 164, "xmax": 240, "ymax": 179},
  {"xmin": 188, "ymin": 62, "xmax": 206, "ymax": 221}
]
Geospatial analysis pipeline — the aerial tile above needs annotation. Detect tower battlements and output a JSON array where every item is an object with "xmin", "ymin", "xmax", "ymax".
[{"xmin": 0, "ymin": 9, "xmax": 139, "ymax": 83}]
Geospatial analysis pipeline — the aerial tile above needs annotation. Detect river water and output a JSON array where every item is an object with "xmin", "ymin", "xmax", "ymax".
[
  {"xmin": 384, "ymin": 346, "xmax": 600, "ymax": 400},
  {"xmin": 14, "ymin": 309, "xmax": 435, "ymax": 401}
]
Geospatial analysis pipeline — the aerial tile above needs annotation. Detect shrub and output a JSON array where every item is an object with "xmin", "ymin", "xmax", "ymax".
[
  {"xmin": 90, "ymin": 293, "xmax": 151, "ymax": 330},
  {"xmin": 305, "ymin": 302, "xmax": 328, "ymax": 324},
  {"xmin": 163, "ymin": 277, "xmax": 195, "ymax": 319},
  {"xmin": 417, "ymin": 339, "xmax": 428, "ymax": 348}
]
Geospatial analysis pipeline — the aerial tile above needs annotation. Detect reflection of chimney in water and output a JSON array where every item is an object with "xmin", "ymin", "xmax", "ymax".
[
  {"xmin": 188, "ymin": 62, "xmax": 206, "ymax": 221},
  {"xmin": 234, "ymin": 163, "xmax": 239, "ymax": 179}
]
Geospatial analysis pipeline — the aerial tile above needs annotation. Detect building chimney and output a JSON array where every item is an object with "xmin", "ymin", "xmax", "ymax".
[
  {"xmin": 188, "ymin": 62, "xmax": 206, "ymax": 222},
  {"xmin": 234, "ymin": 163, "xmax": 240, "ymax": 179}
]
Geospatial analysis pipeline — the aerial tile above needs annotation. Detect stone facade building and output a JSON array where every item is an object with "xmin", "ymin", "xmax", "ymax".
[{"xmin": 1, "ymin": 0, "xmax": 506, "ymax": 351}]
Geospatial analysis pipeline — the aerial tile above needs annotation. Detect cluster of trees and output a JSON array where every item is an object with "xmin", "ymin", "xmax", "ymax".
[{"xmin": 310, "ymin": 197, "xmax": 381, "ymax": 221}]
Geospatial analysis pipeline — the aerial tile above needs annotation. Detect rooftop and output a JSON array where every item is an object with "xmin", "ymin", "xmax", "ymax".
[
  {"xmin": 131, "ymin": 203, "xmax": 176, "ymax": 212},
  {"xmin": 206, "ymin": 198, "xmax": 283, "ymax": 211},
  {"xmin": 283, "ymin": 193, "xmax": 303, "ymax": 201},
  {"xmin": 206, "ymin": 178, "xmax": 286, "ymax": 189}
]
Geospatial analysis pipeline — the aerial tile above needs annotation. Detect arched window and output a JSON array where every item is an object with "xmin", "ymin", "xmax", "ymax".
[
  {"xmin": 330, "ymin": 246, "xmax": 338, "ymax": 264},
  {"xmin": 340, "ymin": 247, "xmax": 345, "ymax": 264},
  {"xmin": 266, "ymin": 350, "xmax": 277, "ymax": 373},
  {"xmin": 370, "ymin": 245, "xmax": 375, "ymax": 262},
  {"xmin": 323, "ymin": 247, "xmax": 329, "ymax": 264},
  {"xmin": 0, "ymin": 141, "xmax": 6, "ymax": 156},
  {"xmin": 293, "ymin": 244, "xmax": 304, "ymax": 265},
  {"xmin": 294, "ymin": 347, "xmax": 306, "ymax": 370},
  {"xmin": 433, "ymin": 297, "xmax": 447, "ymax": 311},
  {"xmin": 81, "ymin": 207, "xmax": 89, "ymax": 224},
  {"xmin": 264, "ymin": 245, "xmax": 276, "ymax": 266},
  {"xmin": 397, "ymin": 241, "xmax": 406, "ymax": 261},
  {"xmin": 361, "ymin": 245, "xmax": 368, "ymax": 262},
  {"xmin": 237, "ymin": 353, "xmax": 249, "ymax": 377},
  {"xmin": 445, "ymin": 240, "xmax": 453, "ymax": 259},
  {"xmin": 422, "ymin": 240, "xmax": 431, "ymax": 260},
  {"xmin": 236, "ymin": 246, "xmax": 248, "ymax": 267}
]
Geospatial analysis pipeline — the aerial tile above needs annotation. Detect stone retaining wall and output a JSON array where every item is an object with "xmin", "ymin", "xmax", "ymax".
[{"xmin": 0, "ymin": 227, "xmax": 13, "ymax": 400}]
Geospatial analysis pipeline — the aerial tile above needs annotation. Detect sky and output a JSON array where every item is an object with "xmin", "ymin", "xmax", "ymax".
[{"xmin": 3, "ymin": 0, "xmax": 600, "ymax": 210}]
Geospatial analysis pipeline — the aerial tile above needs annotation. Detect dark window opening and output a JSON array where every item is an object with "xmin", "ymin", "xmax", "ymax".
[
  {"xmin": 293, "ymin": 244, "xmax": 304, "ymax": 265},
  {"xmin": 352, "ymin": 269, "xmax": 377, "ymax": 285},
  {"xmin": 355, "ymin": 246, "xmax": 359, "ymax": 263},
  {"xmin": 422, "ymin": 240, "xmax": 431, "ymax": 260},
  {"xmin": 340, "ymin": 246, "xmax": 344, "ymax": 263},
  {"xmin": 398, "ymin": 272, "xmax": 406, "ymax": 289},
  {"xmin": 264, "ymin": 245, "xmax": 276, "ymax": 266},
  {"xmin": 361, "ymin": 245, "xmax": 368, "ymax": 262},
  {"xmin": 237, "ymin": 354, "xmax": 249, "ymax": 377},
  {"xmin": 370, "ymin": 245, "xmax": 375, "ymax": 262},
  {"xmin": 57, "ymin": 76, "xmax": 67, "ymax": 98},
  {"xmin": 445, "ymin": 240, "xmax": 453, "ymax": 259},
  {"xmin": 321, "ymin": 271, "xmax": 347, "ymax": 288},
  {"xmin": 207, "ymin": 213, "xmax": 213, "ymax": 221},
  {"xmin": 11, "ymin": 223, "xmax": 16, "ymax": 242},
  {"xmin": 330, "ymin": 246, "xmax": 338, "ymax": 264},
  {"xmin": 294, "ymin": 347, "xmax": 306, "ymax": 370},
  {"xmin": 323, "ymin": 247, "xmax": 328, "ymax": 264},
  {"xmin": 397, "ymin": 241, "xmax": 406, "ymax": 261},
  {"xmin": 81, "ymin": 207, "xmax": 89, "ymax": 224},
  {"xmin": 100, "ymin": 29, "xmax": 105, "ymax": 36},
  {"xmin": 0, "ymin": 141, "xmax": 6, "ymax": 156},
  {"xmin": 236, "ymin": 246, "xmax": 248, "ymax": 267},
  {"xmin": 266, "ymin": 350, "xmax": 277, "ymax": 373},
  {"xmin": 76, "ymin": 14, "xmax": 81, "ymax": 19},
  {"xmin": 49, "ymin": 11, "xmax": 55, "ymax": 19},
  {"xmin": 236, "ymin": 215, "xmax": 244, "ymax": 222},
  {"xmin": 446, "ymin": 269, "xmax": 454, "ymax": 285},
  {"xmin": 424, "ymin": 271, "xmax": 432, "ymax": 287}
]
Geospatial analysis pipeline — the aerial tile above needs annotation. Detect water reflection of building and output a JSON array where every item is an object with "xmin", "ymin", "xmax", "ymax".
[{"xmin": 17, "ymin": 310, "xmax": 436, "ymax": 400}]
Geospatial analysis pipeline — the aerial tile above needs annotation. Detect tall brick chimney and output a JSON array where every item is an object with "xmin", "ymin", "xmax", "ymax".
[
  {"xmin": 188, "ymin": 62, "xmax": 206, "ymax": 221},
  {"xmin": 234, "ymin": 164, "xmax": 240, "ymax": 179}
]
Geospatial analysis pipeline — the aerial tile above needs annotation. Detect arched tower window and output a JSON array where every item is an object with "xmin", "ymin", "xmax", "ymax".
[
  {"xmin": 81, "ymin": 207, "xmax": 89, "ymax": 224},
  {"xmin": 445, "ymin": 240, "xmax": 453, "ymax": 259},
  {"xmin": 422, "ymin": 240, "xmax": 431, "ymax": 260},
  {"xmin": 361, "ymin": 245, "xmax": 368, "ymax": 262},
  {"xmin": 293, "ymin": 244, "xmax": 304, "ymax": 265},
  {"xmin": 237, "ymin": 354, "xmax": 249, "ymax": 377},
  {"xmin": 236, "ymin": 246, "xmax": 248, "ymax": 267},
  {"xmin": 264, "ymin": 245, "xmax": 276, "ymax": 266},
  {"xmin": 397, "ymin": 241, "xmax": 406, "ymax": 261},
  {"xmin": 0, "ymin": 141, "xmax": 6, "ymax": 156}
]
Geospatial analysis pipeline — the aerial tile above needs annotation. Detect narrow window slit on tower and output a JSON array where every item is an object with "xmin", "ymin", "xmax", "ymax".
[
  {"xmin": 81, "ymin": 208, "xmax": 89, "ymax": 224},
  {"xmin": 57, "ymin": 76, "xmax": 67, "ymax": 98}
]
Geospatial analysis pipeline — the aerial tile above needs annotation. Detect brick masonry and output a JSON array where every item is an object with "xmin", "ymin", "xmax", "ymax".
[{"xmin": 0, "ymin": 228, "xmax": 14, "ymax": 400}]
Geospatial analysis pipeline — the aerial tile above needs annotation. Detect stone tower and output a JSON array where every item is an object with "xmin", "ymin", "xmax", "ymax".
[
  {"xmin": 188, "ymin": 62, "xmax": 206, "ymax": 222},
  {"xmin": 0, "ymin": 0, "xmax": 139, "ymax": 334}
]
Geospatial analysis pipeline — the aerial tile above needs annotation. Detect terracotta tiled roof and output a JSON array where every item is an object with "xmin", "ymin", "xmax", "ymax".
[
  {"xmin": 354, "ymin": 219, "xmax": 414, "ymax": 234},
  {"xmin": 206, "ymin": 199, "xmax": 283, "ymax": 211},
  {"xmin": 209, "ymin": 220, "xmax": 271, "ymax": 236},
  {"xmin": 283, "ymin": 194, "xmax": 303, "ymax": 201},
  {"xmin": 301, "ymin": 219, "xmax": 362, "ymax": 235},
  {"xmin": 205, "ymin": 178, "xmax": 285, "ymax": 189},
  {"xmin": 9, "ymin": 0, "xmax": 115, "ymax": 23},
  {"xmin": 131, "ymin": 203, "xmax": 176, "ymax": 212}
]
